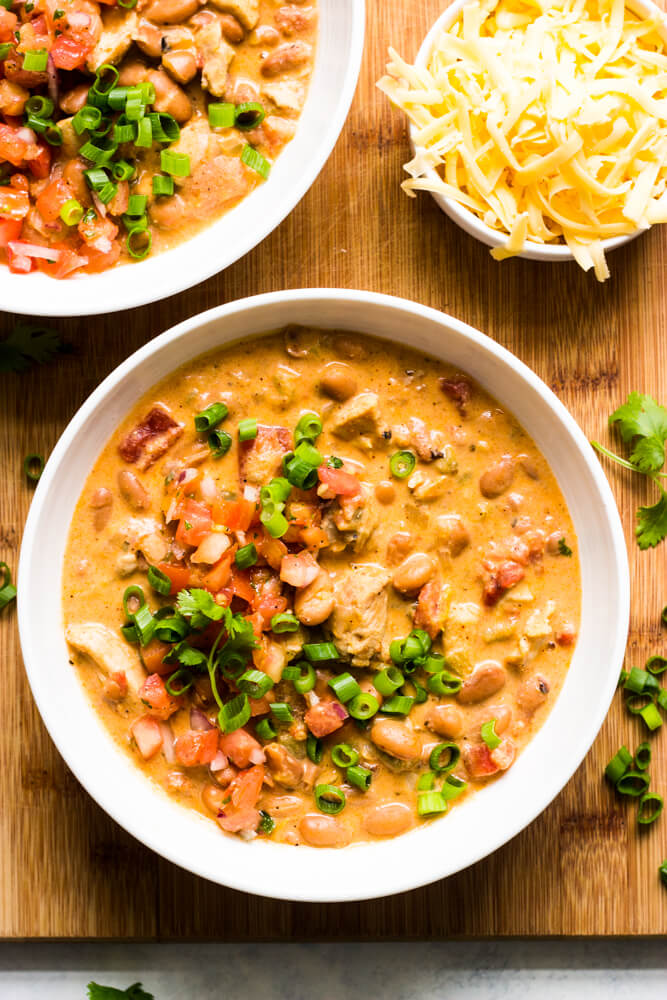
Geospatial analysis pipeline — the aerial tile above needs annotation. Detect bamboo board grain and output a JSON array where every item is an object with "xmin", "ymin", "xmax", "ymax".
[{"xmin": 2, "ymin": 0, "xmax": 667, "ymax": 939}]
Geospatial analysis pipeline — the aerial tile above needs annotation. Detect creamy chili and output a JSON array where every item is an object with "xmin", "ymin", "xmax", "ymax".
[
  {"xmin": 63, "ymin": 328, "xmax": 580, "ymax": 847},
  {"xmin": 0, "ymin": 1, "xmax": 316, "ymax": 277}
]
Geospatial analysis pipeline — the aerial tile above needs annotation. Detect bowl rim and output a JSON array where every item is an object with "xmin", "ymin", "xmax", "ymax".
[
  {"xmin": 17, "ymin": 288, "xmax": 630, "ymax": 901},
  {"xmin": 410, "ymin": 0, "xmax": 667, "ymax": 262},
  {"xmin": 0, "ymin": 1, "xmax": 366, "ymax": 317}
]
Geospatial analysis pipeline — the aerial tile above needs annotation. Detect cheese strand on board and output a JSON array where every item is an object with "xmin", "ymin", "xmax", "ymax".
[{"xmin": 378, "ymin": 0, "xmax": 667, "ymax": 280}]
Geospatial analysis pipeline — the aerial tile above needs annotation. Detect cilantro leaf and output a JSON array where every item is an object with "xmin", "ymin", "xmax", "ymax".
[
  {"xmin": 636, "ymin": 490, "xmax": 667, "ymax": 549},
  {"xmin": 176, "ymin": 588, "xmax": 224, "ymax": 628},
  {"xmin": 609, "ymin": 393, "xmax": 667, "ymax": 474},
  {"xmin": 87, "ymin": 983, "xmax": 154, "ymax": 1000},
  {"xmin": 558, "ymin": 538, "xmax": 573, "ymax": 556},
  {"xmin": 166, "ymin": 640, "xmax": 208, "ymax": 672},
  {"xmin": 0, "ymin": 324, "xmax": 63, "ymax": 374}
]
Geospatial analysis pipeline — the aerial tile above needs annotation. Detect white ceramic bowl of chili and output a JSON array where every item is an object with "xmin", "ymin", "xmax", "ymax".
[
  {"xmin": 0, "ymin": 1, "xmax": 365, "ymax": 317},
  {"xmin": 18, "ymin": 289, "xmax": 629, "ymax": 902},
  {"xmin": 411, "ymin": 0, "xmax": 666, "ymax": 263}
]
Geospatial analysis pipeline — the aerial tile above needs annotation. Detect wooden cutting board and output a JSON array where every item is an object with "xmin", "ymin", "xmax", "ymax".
[{"xmin": 2, "ymin": 0, "xmax": 667, "ymax": 938}]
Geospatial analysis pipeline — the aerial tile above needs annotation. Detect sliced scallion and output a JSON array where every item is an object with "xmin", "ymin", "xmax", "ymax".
[{"xmin": 314, "ymin": 784, "xmax": 346, "ymax": 815}]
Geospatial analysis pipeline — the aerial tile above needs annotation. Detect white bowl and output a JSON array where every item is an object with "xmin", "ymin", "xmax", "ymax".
[
  {"xmin": 412, "ymin": 0, "xmax": 667, "ymax": 263},
  {"xmin": 18, "ymin": 289, "xmax": 629, "ymax": 902},
  {"xmin": 0, "ymin": 2, "xmax": 365, "ymax": 318}
]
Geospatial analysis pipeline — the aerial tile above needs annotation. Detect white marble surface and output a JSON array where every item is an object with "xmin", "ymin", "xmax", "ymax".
[{"xmin": 1, "ymin": 941, "xmax": 666, "ymax": 998}]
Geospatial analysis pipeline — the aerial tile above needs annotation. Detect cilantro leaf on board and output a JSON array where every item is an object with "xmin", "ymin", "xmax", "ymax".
[
  {"xmin": 636, "ymin": 492, "xmax": 667, "ymax": 550},
  {"xmin": 0, "ymin": 324, "xmax": 63, "ymax": 374},
  {"xmin": 609, "ymin": 392, "xmax": 667, "ymax": 474},
  {"xmin": 87, "ymin": 983, "xmax": 154, "ymax": 1000}
]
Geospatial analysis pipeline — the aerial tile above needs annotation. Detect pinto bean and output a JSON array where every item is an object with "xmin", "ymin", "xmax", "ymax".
[
  {"xmin": 517, "ymin": 675, "xmax": 550, "ymax": 713},
  {"xmin": 363, "ymin": 802, "xmax": 413, "ymax": 838},
  {"xmin": 435, "ymin": 514, "xmax": 470, "ymax": 556},
  {"xmin": 261, "ymin": 40, "xmax": 312, "ymax": 77},
  {"xmin": 299, "ymin": 814, "xmax": 351, "ymax": 847},
  {"xmin": 202, "ymin": 783, "xmax": 227, "ymax": 815},
  {"xmin": 59, "ymin": 83, "xmax": 89, "ymax": 115},
  {"xmin": 426, "ymin": 704, "xmax": 463, "ymax": 739},
  {"xmin": 265, "ymin": 743, "xmax": 304, "ymax": 789},
  {"xmin": 375, "ymin": 481, "xmax": 395, "ymax": 505},
  {"xmin": 143, "ymin": 0, "xmax": 200, "ymax": 23},
  {"xmin": 220, "ymin": 14, "xmax": 244, "ymax": 43},
  {"xmin": 293, "ymin": 568, "xmax": 334, "ymax": 626},
  {"xmin": 371, "ymin": 718, "xmax": 420, "ymax": 760},
  {"xmin": 147, "ymin": 68, "xmax": 192, "ymax": 123},
  {"xmin": 386, "ymin": 530, "xmax": 414, "ymax": 565},
  {"xmin": 458, "ymin": 661, "xmax": 507, "ymax": 704},
  {"xmin": 479, "ymin": 455, "xmax": 515, "ymax": 498},
  {"xmin": 392, "ymin": 552, "xmax": 436, "ymax": 594},
  {"xmin": 249, "ymin": 25, "xmax": 280, "ymax": 46},
  {"xmin": 118, "ymin": 470, "xmax": 150, "ymax": 511},
  {"xmin": 261, "ymin": 793, "xmax": 302, "ymax": 816},
  {"xmin": 359, "ymin": 677, "xmax": 383, "ymax": 708},
  {"xmin": 63, "ymin": 158, "xmax": 91, "ymax": 207},
  {"xmin": 90, "ymin": 487, "xmax": 113, "ymax": 531},
  {"xmin": 162, "ymin": 50, "xmax": 198, "ymax": 85},
  {"xmin": 320, "ymin": 362, "xmax": 358, "ymax": 402}
]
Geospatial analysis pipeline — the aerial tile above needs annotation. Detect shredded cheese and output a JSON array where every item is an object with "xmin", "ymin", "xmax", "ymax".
[{"xmin": 377, "ymin": 0, "xmax": 667, "ymax": 280}]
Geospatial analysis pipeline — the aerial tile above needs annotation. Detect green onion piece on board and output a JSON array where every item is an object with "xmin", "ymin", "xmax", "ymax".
[
  {"xmin": 23, "ymin": 453, "xmax": 44, "ymax": 481},
  {"xmin": 616, "ymin": 770, "xmax": 651, "ymax": 797},
  {"xmin": 605, "ymin": 745, "xmax": 633, "ymax": 783},
  {"xmin": 634, "ymin": 742, "xmax": 651, "ymax": 771},
  {"xmin": 637, "ymin": 792, "xmax": 663, "ymax": 825},
  {"xmin": 640, "ymin": 702, "xmax": 663, "ymax": 731},
  {"xmin": 646, "ymin": 655, "xmax": 667, "ymax": 676},
  {"xmin": 0, "ymin": 562, "xmax": 17, "ymax": 612}
]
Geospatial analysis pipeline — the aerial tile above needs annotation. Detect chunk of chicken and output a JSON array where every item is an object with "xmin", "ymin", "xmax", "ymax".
[
  {"xmin": 86, "ymin": 9, "xmax": 138, "ymax": 72},
  {"xmin": 328, "ymin": 483, "xmax": 378, "ymax": 553},
  {"xmin": 66, "ymin": 623, "xmax": 146, "ymax": 694},
  {"xmin": 261, "ymin": 80, "xmax": 305, "ymax": 116},
  {"xmin": 326, "ymin": 564, "xmax": 389, "ymax": 667},
  {"xmin": 194, "ymin": 18, "xmax": 235, "ymax": 96},
  {"xmin": 210, "ymin": 0, "xmax": 260, "ymax": 30},
  {"xmin": 329, "ymin": 392, "xmax": 383, "ymax": 441},
  {"xmin": 238, "ymin": 424, "xmax": 291, "ymax": 486}
]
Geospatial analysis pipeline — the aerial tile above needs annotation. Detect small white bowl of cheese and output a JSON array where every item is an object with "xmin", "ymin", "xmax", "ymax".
[{"xmin": 379, "ymin": 0, "xmax": 667, "ymax": 280}]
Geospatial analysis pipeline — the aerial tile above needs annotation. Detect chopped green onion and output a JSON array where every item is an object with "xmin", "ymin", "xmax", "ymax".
[
  {"xmin": 616, "ymin": 770, "xmax": 651, "ymax": 797},
  {"xmin": 0, "ymin": 562, "xmax": 17, "ymax": 612},
  {"xmin": 208, "ymin": 428, "xmax": 232, "ymax": 458},
  {"xmin": 238, "ymin": 669, "xmax": 274, "ymax": 699},
  {"xmin": 73, "ymin": 105, "xmax": 103, "ymax": 134},
  {"xmin": 389, "ymin": 629, "xmax": 431, "ymax": 665},
  {"xmin": 635, "ymin": 742, "xmax": 651, "ymax": 771},
  {"xmin": 195, "ymin": 402, "xmax": 228, "ymax": 433},
  {"xmin": 481, "ymin": 719, "xmax": 501, "ymax": 751},
  {"xmin": 331, "ymin": 744, "xmax": 360, "ymax": 768},
  {"xmin": 219, "ymin": 693, "xmax": 251, "ymax": 733},
  {"xmin": 127, "ymin": 194, "xmax": 148, "ymax": 217},
  {"xmin": 26, "ymin": 95, "xmax": 54, "ymax": 118},
  {"xmin": 638, "ymin": 792, "xmax": 663, "ymax": 825},
  {"xmin": 126, "ymin": 226, "xmax": 152, "ymax": 260},
  {"xmin": 646, "ymin": 655, "xmax": 667, "ymax": 675},
  {"xmin": 307, "ymin": 733, "xmax": 323, "ymax": 764},
  {"xmin": 658, "ymin": 689, "xmax": 667, "ymax": 712},
  {"xmin": 23, "ymin": 453, "xmax": 44, "ymax": 481},
  {"xmin": 147, "ymin": 564, "xmax": 171, "ymax": 596},
  {"xmin": 418, "ymin": 791, "xmax": 448, "ymax": 816},
  {"xmin": 235, "ymin": 543, "xmax": 258, "ymax": 569},
  {"xmin": 113, "ymin": 118, "xmax": 136, "ymax": 143},
  {"xmin": 80, "ymin": 136, "xmax": 118, "ymax": 165},
  {"xmin": 422, "ymin": 653, "xmax": 446, "ymax": 674},
  {"xmin": 662, "ymin": 607, "xmax": 667, "ymax": 628},
  {"xmin": 261, "ymin": 509, "xmax": 288, "ymax": 538},
  {"xmin": 283, "ymin": 660, "xmax": 316, "ymax": 695},
  {"xmin": 0, "ymin": 44, "xmax": 11, "ymax": 61},
  {"xmin": 640, "ymin": 702, "xmax": 663, "ymax": 731},
  {"xmin": 148, "ymin": 111, "xmax": 180, "ymax": 143},
  {"xmin": 618, "ymin": 669, "xmax": 629, "ymax": 687},
  {"xmin": 255, "ymin": 718, "xmax": 276, "ymax": 742},
  {"xmin": 375, "ymin": 666, "xmax": 404, "ymax": 697},
  {"xmin": 154, "ymin": 616, "xmax": 189, "ymax": 644},
  {"xmin": 427, "ymin": 670, "xmax": 462, "ymax": 696},
  {"xmin": 235, "ymin": 101, "xmax": 266, "ymax": 130},
  {"xmin": 605, "ymin": 745, "xmax": 633, "ymax": 784},
  {"xmin": 135, "ymin": 116, "xmax": 153, "ymax": 148},
  {"xmin": 624, "ymin": 666, "xmax": 650, "ymax": 694},
  {"xmin": 429, "ymin": 742, "xmax": 460, "ymax": 773},
  {"xmin": 348, "ymin": 692, "xmax": 380, "ymax": 720},
  {"xmin": 329, "ymin": 672, "xmax": 361, "ymax": 703},
  {"xmin": 258, "ymin": 809, "xmax": 275, "ymax": 835},
  {"xmin": 417, "ymin": 771, "xmax": 436, "ymax": 791},
  {"xmin": 347, "ymin": 764, "xmax": 372, "ymax": 791},
  {"xmin": 390, "ymin": 450, "xmax": 416, "ymax": 479},
  {"xmin": 161, "ymin": 149, "xmax": 190, "ymax": 177},
  {"xmin": 152, "ymin": 173, "xmax": 174, "ymax": 197},
  {"xmin": 440, "ymin": 774, "xmax": 468, "ymax": 801},
  {"xmin": 241, "ymin": 143, "xmax": 270, "ymax": 179},
  {"xmin": 407, "ymin": 677, "xmax": 428, "ymax": 704},
  {"xmin": 295, "ymin": 411, "xmax": 323, "ymax": 445},
  {"xmin": 660, "ymin": 860, "xmax": 667, "ymax": 886},
  {"xmin": 270, "ymin": 702, "xmax": 294, "ymax": 724},
  {"xmin": 238, "ymin": 418, "xmax": 258, "ymax": 441},
  {"xmin": 209, "ymin": 102, "xmax": 235, "ymax": 128},
  {"xmin": 314, "ymin": 784, "xmax": 346, "ymax": 815},
  {"xmin": 381, "ymin": 695, "xmax": 414, "ymax": 715},
  {"xmin": 165, "ymin": 669, "xmax": 193, "ymax": 697},
  {"xmin": 303, "ymin": 642, "xmax": 339, "ymax": 663},
  {"xmin": 23, "ymin": 49, "xmax": 48, "ymax": 72},
  {"xmin": 270, "ymin": 612, "xmax": 300, "ymax": 633},
  {"xmin": 123, "ymin": 584, "xmax": 146, "ymax": 618},
  {"xmin": 59, "ymin": 198, "xmax": 84, "ymax": 226}
]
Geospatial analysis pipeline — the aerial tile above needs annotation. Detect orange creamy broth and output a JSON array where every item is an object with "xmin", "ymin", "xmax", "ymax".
[{"xmin": 62, "ymin": 328, "xmax": 580, "ymax": 847}]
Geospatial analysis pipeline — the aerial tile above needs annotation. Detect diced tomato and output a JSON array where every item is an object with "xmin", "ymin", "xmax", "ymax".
[
  {"xmin": 131, "ymin": 715, "xmax": 163, "ymax": 760},
  {"xmin": 0, "ymin": 123, "xmax": 30, "ymax": 168},
  {"xmin": 245, "ymin": 611, "xmax": 265, "ymax": 639},
  {"xmin": 0, "ymin": 187, "xmax": 30, "ymax": 221},
  {"xmin": 103, "ymin": 671, "xmax": 128, "ymax": 701},
  {"xmin": 212, "ymin": 497, "xmax": 257, "ymax": 532},
  {"xmin": 36, "ymin": 177, "xmax": 73, "ymax": 224},
  {"xmin": 50, "ymin": 36, "xmax": 88, "ymax": 70},
  {"xmin": 0, "ymin": 219, "xmax": 22, "ymax": 248},
  {"xmin": 246, "ymin": 527, "xmax": 287, "ymax": 571},
  {"xmin": 36, "ymin": 244, "xmax": 88, "ymax": 279},
  {"xmin": 138, "ymin": 673, "xmax": 184, "ymax": 721},
  {"xmin": 219, "ymin": 728, "xmax": 265, "ymax": 768},
  {"xmin": 280, "ymin": 550, "xmax": 319, "ymax": 588},
  {"xmin": 0, "ymin": 9, "xmax": 17, "ymax": 43},
  {"xmin": 255, "ymin": 576, "xmax": 287, "ymax": 627},
  {"xmin": 230, "ymin": 567, "xmax": 256, "ymax": 605},
  {"xmin": 249, "ymin": 695, "xmax": 271, "ymax": 717},
  {"xmin": 299, "ymin": 524, "xmax": 330, "ymax": 550},
  {"xmin": 556, "ymin": 624, "xmax": 577, "ymax": 646},
  {"xmin": 83, "ymin": 240, "xmax": 122, "ymax": 273},
  {"xmin": 318, "ymin": 465, "xmax": 361, "ymax": 497},
  {"xmin": 77, "ymin": 211, "xmax": 118, "ymax": 249},
  {"xmin": 174, "ymin": 729, "xmax": 219, "ymax": 767},
  {"xmin": 26, "ymin": 142, "xmax": 51, "ymax": 180},
  {"xmin": 175, "ymin": 499, "xmax": 213, "ymax": 548},
  {"xmin": 157, "ymin": 561, "xmax": 192, "ymax": 595},
  {"xmin": 202, "ymin": 547, "xmax": 236, "ymax": 593},
  {"xmin": 482, "ymin": 560, "xmax": 525, "ymax": 606},
  {"xmin": 490, "ymin": 738, "xmax": 516, "ymax": 771},
  {"xmin": 140, "ymin": 639, "xmax": 173, "ymax": 676},
  {"xmin": 305, "ymin": 700, "xmax": 347, "ymax": 738},
  {"xmin": 463, "ymin": 743, "xmax": 499, "ymax": 779},
  {"xmin": 217, "ymin": 765, "xmax": 264, "ymax": 833},
  {"xmin": 6, "ymin": 243, "xmax": 33, "ymax": 273}
]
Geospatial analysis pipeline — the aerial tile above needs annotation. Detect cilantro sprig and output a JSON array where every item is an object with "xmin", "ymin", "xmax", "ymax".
[
  {"xmin": 592, "ymin": 393, "xmax": 667, "ymax": 549},
  {"xmin": 87, "ymin": 984, "xmax": 154, "ymax": 1000},
  {"xmin": 0, "ymin": 323, "xmax": 64, "ymax": 373}
]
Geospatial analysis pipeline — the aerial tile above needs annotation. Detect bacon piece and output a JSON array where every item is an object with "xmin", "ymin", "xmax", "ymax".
[
  {"xmin": 118, "ymin": 406, "xmax": 183, "ymax": 471},
  {"xmin": 305, "ymin": 700, "xmax": 347, "ymax": 738},
  {"xmin": 482, "ymin": 560, "xmax": 525, "ymax": 606},
  {"xmin": 439, "ymin": 376, "xmax": 472, "ymax": 415},
  {"xmin": 238, "ymin": 424, "xmax": 291, "ymax": 486},
  {"xmin": 414, "ymin": 577, "xmax": 447, "ymax": 639}
]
